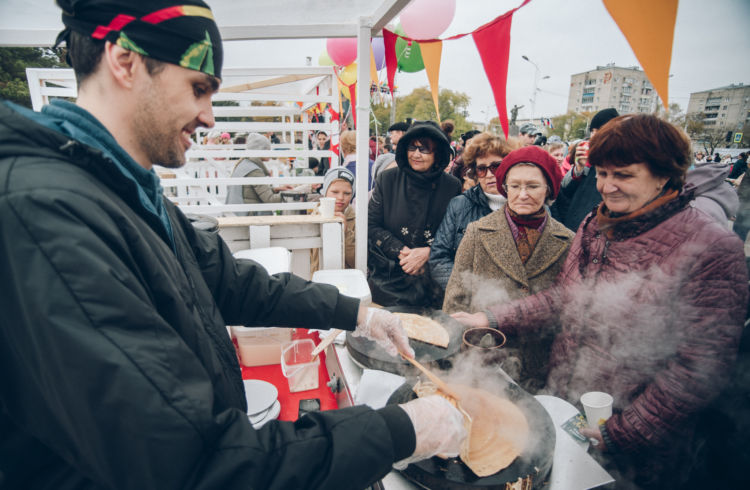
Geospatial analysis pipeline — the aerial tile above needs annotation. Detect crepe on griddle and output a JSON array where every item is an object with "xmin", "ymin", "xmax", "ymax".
[
  {"xmin": 413, "ymin": 381, "xmax": 529, "ymax": 477},
  {"xmin": 394, "ymin": 312, "xmax": 450, "ymax": 348}
]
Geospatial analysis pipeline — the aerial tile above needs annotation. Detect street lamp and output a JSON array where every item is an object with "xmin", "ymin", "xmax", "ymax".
[{"xmin": 521, "ymin": 55, "xmax": 549, "ymax": 122}]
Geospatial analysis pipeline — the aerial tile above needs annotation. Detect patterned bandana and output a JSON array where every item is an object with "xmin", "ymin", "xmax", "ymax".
[{"xmin": 55, "ymin": 0, "xmax": 223, "ymax": 79}]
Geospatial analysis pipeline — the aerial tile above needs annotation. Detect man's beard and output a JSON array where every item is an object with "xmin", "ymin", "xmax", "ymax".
[
  {"xmin": 132, "ymin": 85, "xmax": 188, "ymax": 169},
  {"xmin": 133, "ymin": 116, "xmax": 187, "ymax": 169}
]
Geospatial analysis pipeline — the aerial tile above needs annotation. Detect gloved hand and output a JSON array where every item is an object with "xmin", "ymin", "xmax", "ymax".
[
  {"xmin": 394, "ymin": 395, "xmax": 468, "ymax": 470},
  {"xmin": 352, "ymin": 307, "xmax": 415, "ymax": 358}
]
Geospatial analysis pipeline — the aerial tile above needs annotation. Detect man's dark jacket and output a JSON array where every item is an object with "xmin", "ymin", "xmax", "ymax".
[
  {"xmin": 0, "ymin": 102, "xmax": 413, "ymax": 490},
  {"xmin": 550, "ymin": 167, "xmax": 602, "ymax": 231},
  {"xmin": 729, "ymin": 155, "xmax": 748, "ymax": 180}
]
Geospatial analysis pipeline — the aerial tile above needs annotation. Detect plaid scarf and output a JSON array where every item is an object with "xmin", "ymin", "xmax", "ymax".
[{"xmin": 505, "ymin": 205, "xmax": 547, "ymax": 264}]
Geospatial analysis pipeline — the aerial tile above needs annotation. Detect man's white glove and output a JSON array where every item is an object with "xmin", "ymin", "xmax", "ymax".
[
  {"xmin": 394, "ymin": 395, "xmax": 468, "ymax": 470},
  {"xmin": 352, "ymin": 307, "xmax": 415, "ymax": 358}
]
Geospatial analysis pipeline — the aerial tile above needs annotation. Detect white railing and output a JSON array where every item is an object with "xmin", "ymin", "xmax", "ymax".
[{"xmin": 27, "ymin": 67, "xmax": 340, "ymax": 217}]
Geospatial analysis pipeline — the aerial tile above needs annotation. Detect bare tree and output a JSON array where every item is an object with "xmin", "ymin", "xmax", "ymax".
[{"xmin": 685, "ymin": 112, "xmax": 730, "ymax": 155}]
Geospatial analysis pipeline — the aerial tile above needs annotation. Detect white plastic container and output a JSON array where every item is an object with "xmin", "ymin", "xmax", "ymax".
[
  {"xmin": 312, "ymin": 269, "xmax": 371, "ymax": 305},
  {"xmin": 281, "ymin": 339, "xmax": 319, "ymax": 392},
  {"xmin": 233, "ymin": 327, "xmax": 293, "ymax": 367}
]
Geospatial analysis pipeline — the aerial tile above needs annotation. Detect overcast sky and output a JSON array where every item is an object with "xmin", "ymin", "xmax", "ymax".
[{"xmin": 223, "ymin": 0, "xmax": 750, "ymax": 123}]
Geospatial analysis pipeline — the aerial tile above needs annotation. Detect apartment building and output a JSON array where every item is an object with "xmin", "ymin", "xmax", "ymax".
[
  {"xmin": 567, "ymin": 64, "xmax": 658, "ymax": 115},
  {"xmin": 686, "ymin": 83, "xmax": 750, "ymax": 138}
]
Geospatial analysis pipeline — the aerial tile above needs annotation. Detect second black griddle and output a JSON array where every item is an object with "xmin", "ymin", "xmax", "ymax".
[
  {"xmin": 387, "ymin": 381, "xmax": 556, "ymax": 489},
  {"xmin": 346, "ymin": 306, "xmax": 463, "ymax": 375}
]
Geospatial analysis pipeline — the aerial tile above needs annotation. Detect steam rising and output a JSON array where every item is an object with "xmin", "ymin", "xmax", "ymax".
[
  {"xmin": 441, "ymin": 257, "xmax": 693, "ymax": 408},
  {"xmin": 408, "ymin": 258, "xmax": 702, "ymax": 468}
]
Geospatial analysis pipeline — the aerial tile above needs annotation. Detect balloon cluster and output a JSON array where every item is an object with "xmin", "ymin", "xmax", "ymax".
[{"xmin": 318, "ymin": 0, "xmax": 456, "ymax": 97}]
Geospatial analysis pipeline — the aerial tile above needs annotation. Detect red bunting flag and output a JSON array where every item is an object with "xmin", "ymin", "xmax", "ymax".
[
  {"xmin": 383, "ymin": 28, "xmax": 399, "ymax": 97},
  {"xmin": 472, "ymin": 12, "xmax": 514, "ymax": 138},
  {"xmin": 381, "ymin": 0, "xmax": 531, "ymax": 132}
]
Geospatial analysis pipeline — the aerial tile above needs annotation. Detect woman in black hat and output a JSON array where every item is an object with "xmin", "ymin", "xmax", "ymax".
[{"xmin": 368, "ymin": 121, "xmax": 462, "ymax": 307}]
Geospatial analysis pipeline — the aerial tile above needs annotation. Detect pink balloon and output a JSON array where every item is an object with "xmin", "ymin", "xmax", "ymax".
[
  {"xmin": 326, "ymin": 38, "xmax": 357, "ymax": 67},
  {"xmin": 371, "ymin": 38, "xmax": 385, "ymax": 71},
  {"xmin": 400, "ymin": 0, "xmax": 456, "ymax": 40}
]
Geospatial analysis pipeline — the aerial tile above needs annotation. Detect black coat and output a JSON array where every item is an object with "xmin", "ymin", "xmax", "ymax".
[
  {"xmin": 428, "ymin": 184, "xmax": 494, "ymax": 290},
  {"xmin": 729, "ymin": 156, "xmax": 748, "ymax": 180},
  {"xmin": 0, "ymin": 102, "xmax": 414, "ymax": 490},
  {"xmin": 550, "ymin": 166, "xmax": 602, "ymax": 231},
  {"xmin": 368, "ymin": 122, "xmax": 461, "ymax": 307}
]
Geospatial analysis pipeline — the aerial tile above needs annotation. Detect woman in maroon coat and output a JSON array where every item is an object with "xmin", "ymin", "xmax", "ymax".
[{"xmin": 453, "ymin": 114, "xmax": 748, "ymax": 489}]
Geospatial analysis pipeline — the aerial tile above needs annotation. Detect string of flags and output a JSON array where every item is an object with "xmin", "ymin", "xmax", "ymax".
[{"xmin": 315, "ymin": 0, "xmax": 677, "ymax": 139}]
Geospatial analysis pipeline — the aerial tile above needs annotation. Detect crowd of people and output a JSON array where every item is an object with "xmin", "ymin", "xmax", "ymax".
[
  {"xmin": 361, "ymin": 109, "xmax": 748, "ymax": 489},
  {"xmin": 1, "ymin": 1, "xmax": 748, "ymax": 489}
]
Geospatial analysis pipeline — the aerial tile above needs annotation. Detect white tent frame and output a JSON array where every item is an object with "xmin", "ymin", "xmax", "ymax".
[{"xmin": 4, "ymin": 0, "xmax": 413, "ymax": 272}]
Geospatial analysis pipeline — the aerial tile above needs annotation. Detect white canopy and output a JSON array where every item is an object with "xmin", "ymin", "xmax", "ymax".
[{"xmin": 0, "ymin": 0, "xmax": 409, "ymax": 45}]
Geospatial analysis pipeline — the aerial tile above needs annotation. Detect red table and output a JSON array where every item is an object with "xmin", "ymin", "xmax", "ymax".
[{"xmin": 238, "ymin": 329, "xmax": 338, "ymax": 421}]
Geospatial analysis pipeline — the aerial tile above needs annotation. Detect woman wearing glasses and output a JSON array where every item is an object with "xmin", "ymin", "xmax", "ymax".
[
  {"xmin": 368, "ymin": 121, "xmax": 462, "ymax": 307},
  {"xmin": 443, "ymin": 145, "xmax": 573, "ymax": 393},
  {"xmin": 429, "ymin": 133, "xmax": 517, "ymax": 292},
  {"xmin": 452, "ymin": 115, "xmax": 748, "ymax": 488}
]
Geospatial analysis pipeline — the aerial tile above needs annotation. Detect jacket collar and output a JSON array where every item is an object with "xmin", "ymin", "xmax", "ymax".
[
  {"xmin": 1, "ymin": 101, "xmax": 176, "ymax": 250},
  {"xmin": 465, "ymin": 184, "xmax": 488, "ymax": 206},
  {"xmin": 477, "ymin": 206, "xmax": 571, "ymax": 286}
]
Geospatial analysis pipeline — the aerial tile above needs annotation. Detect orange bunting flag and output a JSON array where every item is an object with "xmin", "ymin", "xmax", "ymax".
[
  {"xmin": 348, "ymin": 84, "xmax": 357, "ymax": 127},
  {"xmin": 602, "ymin": 0, "xmax": 678, "ymax": 109},
  {"xmin": 369, "ymin": 45, "xmax": 379, "ymax": 86},
  {"xmin": 420, "ymin": 41, "xmax": 443, "ymax": 122}
]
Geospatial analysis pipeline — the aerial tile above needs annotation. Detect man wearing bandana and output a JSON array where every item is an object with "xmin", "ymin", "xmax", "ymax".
[{"xmin": 0, "ymin": 1, "xmax": 466, "ymax": 488}]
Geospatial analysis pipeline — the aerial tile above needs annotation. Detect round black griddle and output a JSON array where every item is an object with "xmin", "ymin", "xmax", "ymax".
[
  {"xmin": 346, "ymin": 306, "xmax": 463, "ymax": 375},
  {"xmin": 387, "ymin": 381, "xmax": 555, "ymax": 490}
]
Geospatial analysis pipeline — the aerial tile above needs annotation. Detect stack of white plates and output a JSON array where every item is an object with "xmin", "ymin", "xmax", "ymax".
[{"xmin": 244, "ymin": 379, "xmax": 280, "ymax": 428}]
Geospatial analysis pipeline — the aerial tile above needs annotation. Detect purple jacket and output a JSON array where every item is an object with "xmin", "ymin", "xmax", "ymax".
[{"xmin": 488, "ymin": 199, "xmax": 747, "ymax": 486}]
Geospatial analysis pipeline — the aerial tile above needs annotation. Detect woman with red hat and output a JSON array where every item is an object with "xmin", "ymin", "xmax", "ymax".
[
  {"xmin": 451, "ymin": 114, "xmax": 748, "ymax": 489},
  {"xmin": 443, "ymin": 145, "xmax": 574, "ymax": 393}
]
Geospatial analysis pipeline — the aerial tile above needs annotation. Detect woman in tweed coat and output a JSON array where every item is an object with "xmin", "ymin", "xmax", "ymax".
[
  {"xmin": 443, "ymin": 146, "xmax": 573, "ymax": 393},
  {"xmin": 453, "ymin": 115, "xmax": 748, "ymax": 489}
]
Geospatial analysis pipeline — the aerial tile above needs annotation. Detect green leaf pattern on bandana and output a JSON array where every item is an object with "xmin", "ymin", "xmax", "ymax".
[
  {"xmin": 179, "ymin": 31, "xmax": 215, "ymax": 76},
  {"xmin": 116, "ymin": 32, "xmax": 148, "ymax": 56}
]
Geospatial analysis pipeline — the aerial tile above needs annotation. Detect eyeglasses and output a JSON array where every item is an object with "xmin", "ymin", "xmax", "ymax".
[
  {"xmin": 475, "ymin": 162, "xmax": 502, "ymax": 178},
  {"xmin": 503, "ymin": 183, "xmax": 548, "ymax": 194},
  {"xmin": 407, "ymin": 144, "xmax": 433, "ymax": 155}
]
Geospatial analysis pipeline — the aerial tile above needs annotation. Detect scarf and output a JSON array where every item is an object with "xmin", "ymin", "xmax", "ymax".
[
  {"xmin": 596, "ymin": 189, "xmax": 679, "ymax": 240},
  {"xmin": 578, "ymin": 188, "xmax": 692, "ymax": 275},
  {"xmin": 505, "ymin": 205, "xmax": 548, "ymax": 264}
]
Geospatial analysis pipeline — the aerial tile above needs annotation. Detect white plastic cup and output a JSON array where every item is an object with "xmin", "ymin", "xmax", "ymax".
[
  {"xmin": 319, "ymin": 197, "xmax": 336, "ymax": 219},
  {"xmin": 580, "ymin": 391, "xmax": 613, "ymax": 428}
]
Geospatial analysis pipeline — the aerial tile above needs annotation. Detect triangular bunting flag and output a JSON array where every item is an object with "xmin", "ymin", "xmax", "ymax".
[
  {"xmin": 348, "ymin": 84, "xmax": 357, "ymax": 128},
  {"xmin": 602, "ymin": 0, "xmax": 678, "ymax": 109},
  {"xmin": 369, "ymin": 45, "xmax": 379, "ymax": 87},
  {"xmin": 472, "ymin": 12, "xmax": 514, "ymax": 138},
  {"xmin": 420, "ymin": 40, "xmax": 443, "ymax": 122},
  {"xmin": 383, "ymin": 29, "xmax": 399, "ymax": 97}
]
